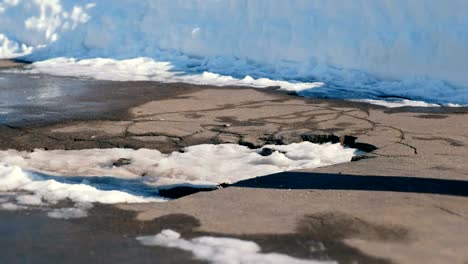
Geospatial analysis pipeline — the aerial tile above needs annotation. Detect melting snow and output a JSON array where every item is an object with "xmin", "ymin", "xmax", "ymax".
[
  {"xmin": 0, "ymin": 143, "xmax": 357, "ymax": 187},
  {"xmin": 0, "ymin": 142, "xmax": 357, "ymax": 218},
  {"xmin": 137, "ymin": 229, "xmax": 335, "ymax": 264},
  {"xmin": 351, "ymin": 99, "xmax": 440, "ymax": 108},
  {"xmin": 47, "ymin": 203, "xmax": 93, "ymax": 219},
  {"xmin": 17, "ymin": 57, "xmax": 323, "ymax": 92}
]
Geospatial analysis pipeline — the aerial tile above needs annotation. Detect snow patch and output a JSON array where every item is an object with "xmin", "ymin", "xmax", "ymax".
[
  {"xmin": 137, "ymin": 229, "xmax": 333, "ymax": 264},
  {"xmin": 0, "ymin": 164, "xmax": 163, "ymax": 217},
  {"xmin": 47, "ymin": 203, "xmax": 93, "ymax": 219},
  {"xmin": 0, "ymin": 143, "xmax": 357, "ymax": 187},
  {"xmin": 352, "ymin": 99, "xmax": 440, "ymax": 108},
  {"xmin": 16, "ymin": 194, "xmax": 44, "ymax": 205},
  {"xmin": 0, "ymin": 142, "xmax": 356, "ymax": 218},
  {"xmin": 0, "ymin": 202, "xmax": 27, "ymax": 211},
  {"xmin": 0, "ymin": 164, "xmax": 162, "ymax": 204},
  {"xmin": 19, "ymin": 57, "xmax": 323, "ymax": 92}
]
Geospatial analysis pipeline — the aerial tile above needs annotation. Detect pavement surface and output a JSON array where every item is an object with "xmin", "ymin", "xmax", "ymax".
[{"xmin": 1, "ymin": 61, "xmax": 467, "ymax": 263}]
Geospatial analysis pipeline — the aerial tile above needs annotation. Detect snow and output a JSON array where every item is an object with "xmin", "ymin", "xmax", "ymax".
[
  {"xmin": 47, "ymin": 207, "xmax": 88, "ymax": 219},
  {"xmin": 0, "ymin": 142, "xmax": 357, "ymax": 187},
  {"xmin": 8, "ymin": 56, "xmax": 465, "ymax": 106},
  {"xmin": 0, "ymin": 164, "xmax": 162, "ymax": 204},
  {"xmin": 1, "ymin": 202, "xmax": 27, "ymax": 211},
  {"xmin": 20, "ymin": 57, "xmax": 323, "ymax": 92},
  {"xmin": 1, "ymin": 0, "xmax": 468, "ymax": 106},
  {"xmin": 47, "ymin": 203, "xmax": 93, "ymax": 219},
  {"xmin": 0, "ymin": 142, "xmax": 356, "ymax": 217},
  {"xmin": 16, "ymin": 194, "xmax": 44, "ymax": 205},
  {"xmin": 0, "ymin": 163, "xmax": 162, "ymax": 217},
  {"xmin": 0, "ymin": 33, "xmax": 33, "ymax": 58},
  {"xmin": 137, "ymin": 229, "xmax": 334, "ymax": 264},
  {"xmin": 351, "ymin": 99, "xmax": 440, "ymax": 108}
]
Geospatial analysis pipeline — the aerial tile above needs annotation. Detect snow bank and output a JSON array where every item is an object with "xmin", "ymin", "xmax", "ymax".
[
  {"xmin": 137, "ymin": 229, "xmax": 333, "ymax": 264},
  {"xmin": 1, "ymin": 0, "xmax": 468, "ymax": 105}
]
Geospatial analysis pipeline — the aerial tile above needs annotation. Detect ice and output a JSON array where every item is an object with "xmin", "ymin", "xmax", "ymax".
[
  {"xmin": 137, "ymin": 229, "xmax": 334, "ymax": 264},
  {"xmin": 1, "ymin": 0, "xmax": 467, "ymax": 106}
]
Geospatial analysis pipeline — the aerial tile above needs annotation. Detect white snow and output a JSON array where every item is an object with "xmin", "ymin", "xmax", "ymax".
[
  {"xmin": 16, "ymin": 194, "xmax": 44, "ymax": 205},
  {"xmin": 0, "ymin": 202, "xmax": 27, "ymax": 211},
  {"xmin": 7, "ymin": 57, "xmax": 465, "ymax": 106},
  {"xmin": 0, "ymin": 142, "xmax": 357, "ymax": 187},
  {"xmin": 47, "ymin": 207, "xmax": 88, "ymax": 219},
  {"xmin": 351, "ymin": 99, "xmax": 440, "ymax": 108},
  {"xmin": 0, "ymin": 33, "xmax": 33, "ymax": 59},
  {"xmin": 0, "ymin": 162, "xmax": 162, "ymax": 216},
  {"xmin": 20, "ymin": 57, "xmax": 323, "ymax": 92},
  {"xmin": 0, "ymin": 0, "xmax": 91, "ymax": 54},
  {"xmin": 1, "ymin": 0, "xmax": 468, "ymax": 106},
  {"xmin": 0, "ymin": 142, "xmax": 356, "ymax": 217},
  {"xmin": 0, "ymin": 164, "xmax": 162, "ymax": 210},
  {"xmin": 47, "ymin": 203, "xmax": 92, "ymax": 219},
  {"xmin": 137, "ymin": 229, "xmax": 334, "ymax": 264}
]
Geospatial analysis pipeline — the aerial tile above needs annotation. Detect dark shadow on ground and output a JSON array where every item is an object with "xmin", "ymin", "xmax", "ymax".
[{"xmin": 232, "ymin": 171, "xmax": 468, "ymax": 197}]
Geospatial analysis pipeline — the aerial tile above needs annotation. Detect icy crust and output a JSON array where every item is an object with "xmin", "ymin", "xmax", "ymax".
[
  {"xmin": 138, "ymin": 229, "xmax": 334, "ymax": 264},
  {"xmin": 1, "ymin": 0, "xmax": 468, "ymax": 105}
]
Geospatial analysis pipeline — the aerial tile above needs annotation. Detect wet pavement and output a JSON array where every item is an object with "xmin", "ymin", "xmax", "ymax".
[
  {"xmin": 0, "ymin": 70, "xmax": 199, "ymax": 127},
  {"xmin": 0, "ymin": 206, "xmax": 205, "ymax": 264}
]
